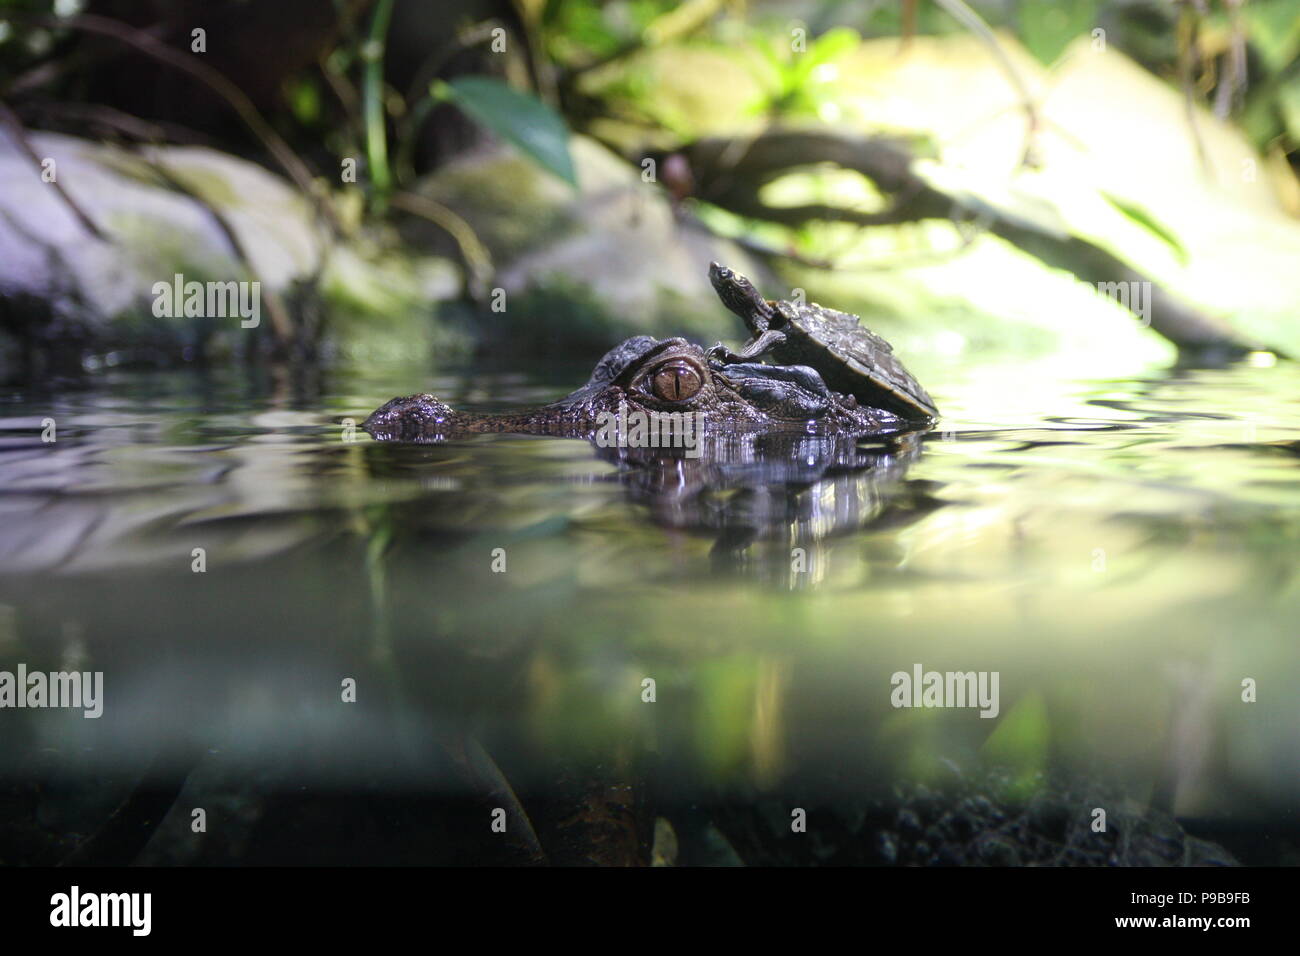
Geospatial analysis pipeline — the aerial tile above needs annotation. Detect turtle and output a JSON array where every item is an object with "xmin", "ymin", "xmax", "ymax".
[{"xmin": 706, "ymin": 262, "xmax": 938, "ymax": 423}]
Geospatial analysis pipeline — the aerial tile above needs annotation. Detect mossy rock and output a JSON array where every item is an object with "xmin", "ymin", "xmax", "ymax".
[
  {"xmin": 0, "ymin": 132, "xmax": 461, "ymax": 372},
  {"xmin": 412, "ymin": 134, "xmax": 774, "ymax": 357}
]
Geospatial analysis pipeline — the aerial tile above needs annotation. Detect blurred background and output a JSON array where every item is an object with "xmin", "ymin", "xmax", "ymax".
[{"xmin": 1, "ymin": 0, "xmax": 1299, "ymax": 377}]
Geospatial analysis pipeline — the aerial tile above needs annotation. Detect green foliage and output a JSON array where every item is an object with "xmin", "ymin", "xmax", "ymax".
[
  {"xmin": 1280, "ymin": 77, "xmax": 1300, "ymax": 147},
  {"xmin": 362, "ymin": 0, "xmax": 396, "ymax": 197},
  {"xmin": 1241, "ymin": 0, "xmax": 1300, "ymax": 73},
  {"xmin": 437, "ymin": 76, "xmax": 578, "ymax": 188},
  {"xmin": 981, "ymin": 692, "xmax": 1050, "ymax": 795},
  {"xmin": 1101, "ymin": 193, "xmax": 1190, "ymax": 266},
  {"xmin": 543, "ymin": 0, "xmax": 676, "ymax": 64},
  {"xmin": 1016, "ymin": 0, "xmax": 1102, "ymax": 65},
  {"xmin": 855, "ymin": 0, "xmax": 965, "ymax": 37},
  {"xmin": 286, "ymin": 76, "xmax": 322, "ymax": 127},
  {"xmin": 749, "ymin": 25, "xmax": 861, "ymax": 117}
]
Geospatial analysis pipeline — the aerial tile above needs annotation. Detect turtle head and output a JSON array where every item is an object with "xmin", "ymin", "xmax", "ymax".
[{"xmin": 709, "ymin": 262, "xmax": 774, "ymax": 332}]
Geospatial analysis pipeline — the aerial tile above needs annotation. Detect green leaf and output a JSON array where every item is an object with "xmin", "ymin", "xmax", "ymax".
[
  {"xmin": 789, "ymin": 26, "xmax": 860, "ymax": 87},
  {"xmin": 1277, "ymin": 74, "xmax": 1300, "ymax": 145},
  {"xmin": 441, "ymin": 76, "xmax": 577, "ymax": 188},
  {"xmin": 363, "ymin": 0, "xmax": 396, "ymax": 196},
  {"xmin": 807, "ymin": 26, "xmax": 861, "ymax": 67},
  {"xmin": 1101, "ymin": 193, "xmax": 1190, "ymax": 265},
  {"xmin": 1018, "ymin": 0, "xmax": 1102, "ymax": 65},
  {"xmin": 1243, "ymin": 0, "xmax": 1300, "ymax": 74},
  {"xmin": 981, "ymin": 692, "xmax": 1049, "ymax": 796}
]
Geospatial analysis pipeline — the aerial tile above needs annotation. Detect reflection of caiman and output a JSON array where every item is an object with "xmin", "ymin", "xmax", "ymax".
[
  {"xmin": 595, "ymin": 431, "xmax": 942, "ymax": 582},
  {"xmin": 364, "ymin": 336, "xmax": 927, "ymax": 442},
  {"xmin": 365, "ymin": 336, "xmax": 944, "ymax": 576}
]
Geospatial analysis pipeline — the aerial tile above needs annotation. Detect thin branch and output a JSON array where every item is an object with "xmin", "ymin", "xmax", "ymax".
[
  {"xmin": 318, "ymin": 52, "xmax": 364, "ymax": 142},
  {"xmin": 22, "ymin": 12, "xmax": 340, "ymax": 232},
  {"xmin": 1, "ymin": 20, "xmax": 170, "ymax": 99},
  {"xmin": 675, "ymin": 128, "xmax": 1264, "ymax": 355},
  {"xmin": 392, "ymin": 21, "xmax": 503, "ymax": 186},
  {"xmin": 1213, "ymin": 0, "xmax": 1248, "ymax": 119},
  {"xmin": 0, "ymin": 98, "xmax": 107, "ymax": 240},
  {"xmin": 136, "ymin": 153, "xmax": 296, "ymax": 350},
  {"xmin": 23, "ymin": 100, "xmax": 212, "ymax": 146},
  {"xmin": 389, "ymin": 190, "xmax": 492, "ymax": 297},
  {"xmin": 933, "ymin": 0, "xmax": 1042, "ymax": 168},
  {"xmin": 1175, "ymin": 0, "xmax": 1213, "ymax": 177}
]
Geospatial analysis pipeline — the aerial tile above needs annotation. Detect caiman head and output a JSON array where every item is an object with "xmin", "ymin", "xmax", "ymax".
[{"xmin": 363, "ymin": 336, "xmax": 908, "ymax": 442}]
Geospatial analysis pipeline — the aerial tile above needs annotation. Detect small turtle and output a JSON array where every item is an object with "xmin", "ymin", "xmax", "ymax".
[{"xmin": 707, "ymin": 262, "xmax": 938, "ymax": 422}]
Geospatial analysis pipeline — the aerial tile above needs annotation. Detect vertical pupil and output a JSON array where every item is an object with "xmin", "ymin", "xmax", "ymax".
[{"xmin": 654, "ymin": 364, "xmax": 698, "ymax": 400}]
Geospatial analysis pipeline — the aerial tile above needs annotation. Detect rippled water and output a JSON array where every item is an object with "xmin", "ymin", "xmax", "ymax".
[{"xmin": 1, "ymin": 354, "xmax": 1297, "ymax": 864}]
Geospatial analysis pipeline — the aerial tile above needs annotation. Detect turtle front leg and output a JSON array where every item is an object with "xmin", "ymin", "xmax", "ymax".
[{"xmin": 706, "ymin": 329, "xmax": 788, "ymax": 365}]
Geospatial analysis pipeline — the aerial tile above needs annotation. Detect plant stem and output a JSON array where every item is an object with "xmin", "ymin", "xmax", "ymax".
[{"xmin": 363, "ymin": 0, "xmax": 395, "ymax": 199}]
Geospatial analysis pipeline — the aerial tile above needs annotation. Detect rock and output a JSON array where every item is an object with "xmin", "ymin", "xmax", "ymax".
[
  {"xmin": 0, "ymin": 131, "xmax": 317, "ymax": 359},
  {"xmin": 411, "ymin": 134, "xmax": 774, "ymax": 357},
  {"xmin": 0, "ymin": 130, "xmax": 461, "ymax": 375},
  {"xmin": 709, "ymin": 766, "xmax": 1241, "ymax": 866}
]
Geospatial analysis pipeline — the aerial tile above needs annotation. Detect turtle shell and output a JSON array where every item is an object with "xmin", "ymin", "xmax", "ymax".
[{"xmin": 770, "ymin": 299, "xmax": 937, "ymax": 421}]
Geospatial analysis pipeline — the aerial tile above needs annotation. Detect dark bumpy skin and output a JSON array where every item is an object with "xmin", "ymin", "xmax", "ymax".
[
  {"xmin": 707, "ymin": 262, "xmax": 939, "ymax": 423},
  {"xmin": 364, "ymin": 336, "xmax": 912, "ymax": 442}
]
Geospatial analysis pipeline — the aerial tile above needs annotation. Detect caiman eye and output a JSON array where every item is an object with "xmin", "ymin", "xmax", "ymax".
[{"xmin": 650, "ymin": 361, "xmax": 702, "ymax": 402}]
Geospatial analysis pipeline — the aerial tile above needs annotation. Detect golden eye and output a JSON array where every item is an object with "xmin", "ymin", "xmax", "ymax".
[{"xmin": 650, "ymin": 361, "xmax": 702, "ymax": 402}]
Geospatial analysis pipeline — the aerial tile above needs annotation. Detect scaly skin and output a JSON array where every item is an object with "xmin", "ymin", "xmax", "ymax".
[
  {"xmin": 706, "ymin": 262, "xmax": 939, "ymax": 422},
  {"xmin": 364, "ymin": 336, "xmax": 912, "ymax": 442}
]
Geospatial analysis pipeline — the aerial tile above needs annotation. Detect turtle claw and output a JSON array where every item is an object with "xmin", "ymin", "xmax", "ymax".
[{"xmin": 706, "ymin": 342, "xmax": 737, "ymax": 365}]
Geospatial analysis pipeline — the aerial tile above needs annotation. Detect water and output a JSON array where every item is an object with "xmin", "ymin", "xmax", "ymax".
[{"xmin": 1, "ymin": 355, "xmax": 1298, "ymax": 864}]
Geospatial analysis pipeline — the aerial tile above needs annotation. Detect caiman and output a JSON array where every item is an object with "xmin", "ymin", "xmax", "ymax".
[{"xmin": 364, "ymin": 335, "xmax": 923, "ymax": 442}]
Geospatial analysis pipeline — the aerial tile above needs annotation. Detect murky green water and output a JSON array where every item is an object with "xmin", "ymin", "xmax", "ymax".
[{"xmin": 1, "ymin": 354, "xmax": 1298, "ymax": 864}]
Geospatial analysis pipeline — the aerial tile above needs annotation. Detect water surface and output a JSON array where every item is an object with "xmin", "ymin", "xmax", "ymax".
[{"xmin": 1, "ymin": 354, "xmax": 1297, "ymax": 864}]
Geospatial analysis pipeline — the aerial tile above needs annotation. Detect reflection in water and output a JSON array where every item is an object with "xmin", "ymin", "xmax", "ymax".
[
  {"xmin": 588, "ymin": 431, "xmax": 939, "ymax": 584},
  {"xmin": 0, "ymin": 360, "xmax": 1298, "ymax": 864}
]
